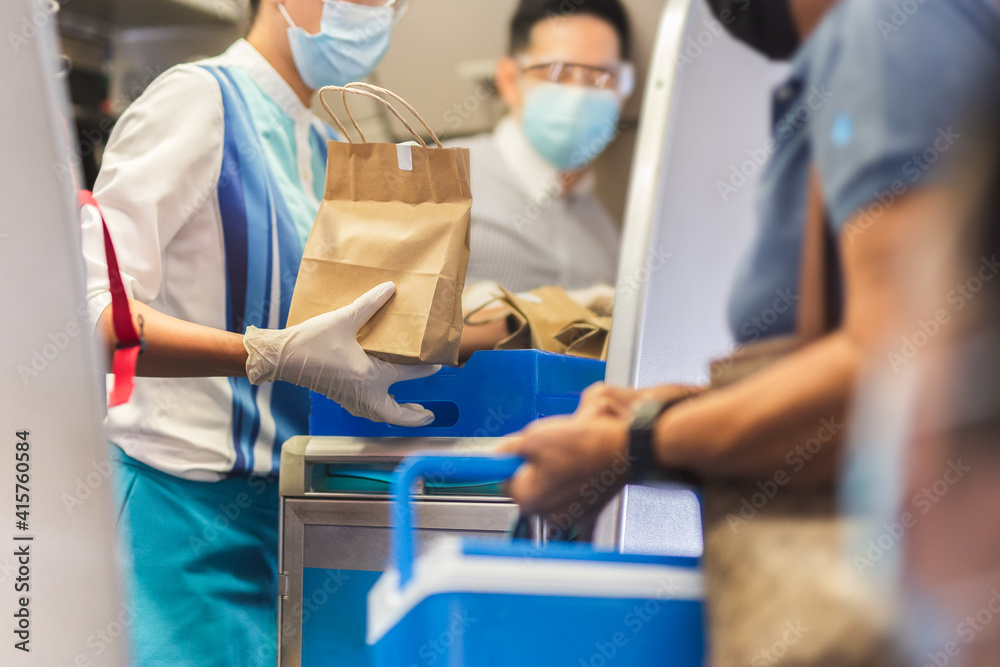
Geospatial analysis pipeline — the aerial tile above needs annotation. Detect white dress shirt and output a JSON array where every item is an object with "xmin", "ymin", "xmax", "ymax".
[{"xmin": 446, "ymin": 116, "xmax": 620, "ymax": 294}]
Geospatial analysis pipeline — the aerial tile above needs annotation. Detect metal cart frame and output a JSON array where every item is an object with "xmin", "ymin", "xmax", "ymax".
[{"xmin": 277, "ymin": 436, "xmax": 518, "ymax": 666}]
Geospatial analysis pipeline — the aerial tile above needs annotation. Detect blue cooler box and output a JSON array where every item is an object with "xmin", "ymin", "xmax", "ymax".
[
  {"xmin": 366, "ymin": 454, "xmax": 706, "ymax": 667},
  {"xmin": 310, "ymin": 350, "xmax": 606, "ymax": 437}
]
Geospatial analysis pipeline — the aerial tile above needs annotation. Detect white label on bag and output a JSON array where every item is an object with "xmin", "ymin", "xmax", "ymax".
[{"xmin": 396, "ymin": 144, "xmax": 413, "ymax": 171}]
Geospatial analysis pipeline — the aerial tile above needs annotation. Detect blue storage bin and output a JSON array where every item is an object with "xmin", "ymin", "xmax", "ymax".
[
  {"xmin": 366, "ymin": 454, "xmax": 706, "ymax": 667},
  {"xmin": 310, "ymin": 350, "xmax": 606, "ymax": 438}
]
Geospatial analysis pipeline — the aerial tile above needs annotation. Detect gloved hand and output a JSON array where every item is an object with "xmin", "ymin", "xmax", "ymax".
[
  {"xmin": 462, "ymin": 280, "xmax": 503, "ymax": 313},
  {"xmin": 243, "ymin": 282, "xmax": 440, "ymax": 427},
  {"xmin": 566, "ymin": 283, "xmax": 615, "ymax": 317}
]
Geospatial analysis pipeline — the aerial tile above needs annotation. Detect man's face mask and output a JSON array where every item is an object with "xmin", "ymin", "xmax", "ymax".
[
  {"xmin": 521, "ymin": 83, "xmax": 622, "ymax": 171},
  {"xmin": 706, "ymin": 0, "xmax": 801, "ymax": 61},
  {"xmin": 516, "ymin": 61, "xmax": 633, "ymax": 172}
]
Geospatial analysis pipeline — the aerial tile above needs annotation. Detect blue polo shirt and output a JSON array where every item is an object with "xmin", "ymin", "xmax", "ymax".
[{"xmin": 728, "ymin": 0, "xmax": 1000, "ymax": 344}]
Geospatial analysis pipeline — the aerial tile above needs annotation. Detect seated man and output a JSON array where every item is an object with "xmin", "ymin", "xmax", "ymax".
[{"xmin": 451, "ymin": 0, "xmax": 633, "ymax": 301}]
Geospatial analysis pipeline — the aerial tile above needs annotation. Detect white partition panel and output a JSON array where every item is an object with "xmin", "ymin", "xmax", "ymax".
[
  {"xmin": 0, "ymin": 1, "xmax": 126, "ymax": 664},
  {"xmin": 596, "ymin": 0, "xmax": 788, "ymax": 557},
  {"xmin": 607, "ymin": 0, "xmax": 788, "ymax": 388}
]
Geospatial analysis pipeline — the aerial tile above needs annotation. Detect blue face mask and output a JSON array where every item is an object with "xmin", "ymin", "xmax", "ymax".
[
  {"xmin": 279, "ymin": 1, "xmax": 394, "ymax": 90},
  {"xmin": 520, "ymin": 83, "xmax": 622, "ymax": 171}
]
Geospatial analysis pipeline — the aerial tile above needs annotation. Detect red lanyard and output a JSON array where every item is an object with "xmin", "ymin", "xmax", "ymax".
[{"xmin": 79, "ymin": 191, "xmax": 144, "ymax": 406}]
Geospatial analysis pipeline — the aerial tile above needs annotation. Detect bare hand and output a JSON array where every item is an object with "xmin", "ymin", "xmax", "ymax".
[
  {"xmin": 577, "ymin": 382, "xmax": 705, "ymax": 419},
  {"xmin": 499, "ymin": 415, "xmax": 631, "ymax": 525}
]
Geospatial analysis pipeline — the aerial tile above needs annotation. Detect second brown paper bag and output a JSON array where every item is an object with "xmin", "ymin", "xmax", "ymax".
[
  {"xmin": 288, "ymin": 83, "xmax": 472, "ymax": 365},
  {"xmin": 490, "ymin": 286, "xmax": 611, "ymax": 360}
]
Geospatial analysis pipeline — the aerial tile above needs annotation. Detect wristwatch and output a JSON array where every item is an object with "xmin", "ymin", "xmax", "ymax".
[{"xmin": 627, "ymin": 397, "xmax": 699, "ymax": 485}]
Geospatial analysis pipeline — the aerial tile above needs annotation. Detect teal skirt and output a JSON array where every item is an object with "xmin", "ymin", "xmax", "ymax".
[{"xmin": 112, "ymin": 446, "xmax": 280, "ymax": 667}]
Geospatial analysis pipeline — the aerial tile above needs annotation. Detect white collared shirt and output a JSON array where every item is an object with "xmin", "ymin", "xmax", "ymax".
[{"xmin": 445, "ymin": 116, "xmax": 620, "ymax": 294}]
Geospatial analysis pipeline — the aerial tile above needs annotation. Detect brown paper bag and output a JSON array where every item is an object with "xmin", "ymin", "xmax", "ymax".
[
  {"xmin": 487, "ymin": 286, "xmax": 610, "ymax": 360},
  {"xmin": 287, "ymin": 83, "xmax": 472, "ymax": 365},
  {"xmin": 554, "ymin": 317, "xmax": 612, "ymax": 359}
]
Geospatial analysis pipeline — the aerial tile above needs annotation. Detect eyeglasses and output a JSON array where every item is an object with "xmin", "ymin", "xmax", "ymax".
[
  {"xmin": 518, "ymin": 60, "xmax": 635, "ymax": 97},
  {"xmin": 333, "ymin": 0, "xmax": 409, "ymax": 22}
]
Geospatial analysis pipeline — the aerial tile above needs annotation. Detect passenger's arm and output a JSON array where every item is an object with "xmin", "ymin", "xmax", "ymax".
[
  {"xmin": 502, "ymin": 189, "xmax": 948, "ymax": 515},
  {"xmin": 653, "ymin": 189, "xmax": 944, "ymax": 484},
  {"xmin": 459, "ymin": 305, "xmax": 510, "ymax": 361}
]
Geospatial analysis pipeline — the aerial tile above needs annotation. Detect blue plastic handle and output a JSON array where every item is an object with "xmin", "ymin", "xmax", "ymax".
[{"xmin": 391, "ymin": 452, "xmax": 524, "ymax": 586}]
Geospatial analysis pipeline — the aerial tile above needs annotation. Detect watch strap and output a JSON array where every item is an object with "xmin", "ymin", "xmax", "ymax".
[{"xmin": 628, "ymin": 396, "xmax": 697, "ymax": 484}]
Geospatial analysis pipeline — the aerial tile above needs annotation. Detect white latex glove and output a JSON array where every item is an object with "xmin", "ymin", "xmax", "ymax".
[
  {"xmin": 567, "ymin": 283, "xmax": 616, "ymax": 317},
  {"xmin": 243, "ymin": 282, "xmax": 440, "ymax": 427}
]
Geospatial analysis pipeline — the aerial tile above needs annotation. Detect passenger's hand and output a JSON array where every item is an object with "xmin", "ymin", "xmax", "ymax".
[
  {"xmin": 577, "ymin": 382, "xmax": 705, "ymax": 419},
  {"xmin": 577, "ymin": 383, "xmax": 642, "ymax": 419},
  {"xmin": 243, "ymin": 282, "xmax": 440, "ymax": 427},
  {"xmin": 499, "ymin": 414, "xmax": 631, "ymax": 521},
  {"xmin": 461, "ymin": 280, "xmax": 504, "ymax": 313}
]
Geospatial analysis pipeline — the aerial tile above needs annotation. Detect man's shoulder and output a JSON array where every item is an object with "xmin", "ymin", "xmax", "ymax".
[
  {"xmin": 445, "ymin": 130, "xmax": 521, "ymax": 184},
  {"xmin": 799, "ymin": 0, "xmax": 1000, "ymax": 145},
  {"xmin": 802, "ymin": 0, "xmax": 1000, "ymax": 227},
  {"xmin": 803, "ymin": 0, "xmax": 1000, "ymax": 68},
  {"xmin": 442, "ymin": 130, "xmax": 497, "ymax": 156}
]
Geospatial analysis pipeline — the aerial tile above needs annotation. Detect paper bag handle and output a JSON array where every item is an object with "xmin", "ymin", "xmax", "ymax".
[
  {"xmin": 345, "ymin": 82, "xmax": 444, "ymax": 148},
  {"xmin": 462, "ymin": 295, "xmax": 509, "ymax": 326},
  {"xmin": 318, "ymin": 83, "xmax": 444, "ymax": 149}
]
